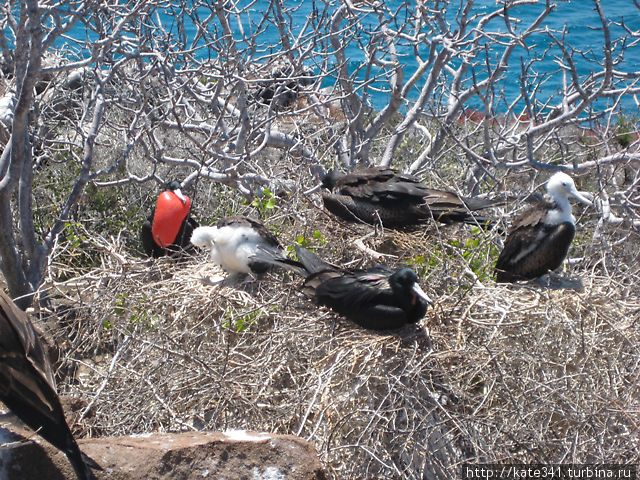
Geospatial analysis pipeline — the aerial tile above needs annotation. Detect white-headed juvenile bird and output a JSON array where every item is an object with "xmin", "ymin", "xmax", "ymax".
[{"xmin": 495, "ymin": 172, "xmax": 592, "ymax": 282}]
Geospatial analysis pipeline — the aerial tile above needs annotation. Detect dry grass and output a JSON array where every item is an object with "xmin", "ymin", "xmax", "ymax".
[{"xmin": 28, "ymin": 188, "xmax": 640, "ymax": 479}]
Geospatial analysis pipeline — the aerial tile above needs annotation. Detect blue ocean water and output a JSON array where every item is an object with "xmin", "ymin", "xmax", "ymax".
[
  {"xmin": 63, "ymin": 1, "xmax": 640, "ymax": 115},
  {"xmin": 186, "ymin": 1, "xmax": 639, "ymax": 114}
]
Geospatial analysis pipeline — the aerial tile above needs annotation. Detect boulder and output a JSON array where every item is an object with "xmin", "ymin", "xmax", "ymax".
[{"xmin": 0, "ymin": 427, "xmax": 327, "ymax": 480}]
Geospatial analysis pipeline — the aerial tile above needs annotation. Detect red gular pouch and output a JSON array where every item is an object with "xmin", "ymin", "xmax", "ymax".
[{"xmin": 151, "ymin": 191, "xmax": 192, "ymax": 248}]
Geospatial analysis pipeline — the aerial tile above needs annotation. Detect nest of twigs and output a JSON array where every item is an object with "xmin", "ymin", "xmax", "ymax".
[{"xmin": 31, "ymin": 194, "xmax": 640, "ymax": 479}]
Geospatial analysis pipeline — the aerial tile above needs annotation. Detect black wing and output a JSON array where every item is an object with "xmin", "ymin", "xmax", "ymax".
[
  {"xmin": 140, "ymin": 217, "xmax": 165, "ymax": 257},
  {"xmin": 303, "ymin": 267, "xmax": 416, "ymax": 329},
  {"xmin": 495, "ymin": 198, "xmax": 576, "ymax": 282},
  {"xmin": 294, "ymin": 245, "xmax": 335, "ymax": 274},
  {"xmin": 303, "ymin": 267, "xmax": 391, "ymax": 305},
  {"xmin": 335, "ymin": 167, "xmax": 430, "ymax": 204},
  {"xmin": 323, "ymin": 167, "xmax": 496, "ymax": 228},
  {"xmin": 0, "ymin": 293, "xmax": 55, "ymax": 389},
  {"xmin": 0, "ymin": 292, "xmax": 98, "ymax": 479},
  {"xmin": 324, "ymin": 167, "xmax": 395, "ymax": 191},
  {"xmin": 495, "ymin": 222, "xmax": 575, "ymax": 282}
]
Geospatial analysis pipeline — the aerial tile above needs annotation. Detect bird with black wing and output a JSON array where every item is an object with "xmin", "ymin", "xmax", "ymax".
[
  {"xmin": 321, "ymin": 166, "xmax": 499, "ymax": 230},
  {"xmin": 141, "ymin": 180, "xmax": 199, "ymax": 258},
  {"xmin": 190, "ymin": 216, "xmax": 301, "ymax": 282},
  {"xmin": 254, "ymin": 245, "xmax": 433, "ymax": 330},
  {"xmin": 495, "ymin": 172, "xmax": 592, "ymax": 283},
  {"xmin": 0, "ymin": 291, "xmax": 101, "ymax": 479}
]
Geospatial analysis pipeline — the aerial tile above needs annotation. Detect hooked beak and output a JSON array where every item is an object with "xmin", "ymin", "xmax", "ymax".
[
  {"xmin": 569, "ymin": 187, "xmax": 592, "ymax": 206},
  {"xmin": 412, "ymin": 283, "xmax": 433, "ymax": 306},
  {"xmin": 173, "ymin": 188, "xmax": 188, "ymax": 204}
]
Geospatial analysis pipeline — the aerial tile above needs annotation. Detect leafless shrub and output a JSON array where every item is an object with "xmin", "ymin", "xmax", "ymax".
[{"xmin": 1, "ymin": 0, "xmax": 638, "ymax": 306}]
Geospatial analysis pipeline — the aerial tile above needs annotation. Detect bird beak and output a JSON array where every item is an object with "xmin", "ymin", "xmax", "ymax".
[
  {"xmin": 569, "ymin": 188, "xmax": 592, "ymax": 206},
  {"xmin": 412, "ymin": 283, "xmax": 433, "ymax": 305},
  {"xmin": 173, "ymin": 188, "xmax": 188, "ymax": 204}
]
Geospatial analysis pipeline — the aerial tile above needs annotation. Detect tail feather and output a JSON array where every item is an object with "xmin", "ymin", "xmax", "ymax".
[
  {"xmin": 294, "ymin": 246, "xmax": 333, "ymax": 274},
  {"xmin": 458, "ymin": 194, "xmax": 505, "ymax": 231},
  {"xmin": 459, "ymin": 213, "xmax": 498, "ymax": 230},
  {"xmin": 189, "ymin": 226, "xmax": 218, "ymax": 248},
  {"xmin": 430, "ymin": 202, "xmax": 500, "ymax": 231},
  {"xmin": 250, "ymin": 245, "xmax": 307, "ymax": 276},
  {"xmin": 462, "ymin": 194, "xmax": 506, "ymax": 211}
]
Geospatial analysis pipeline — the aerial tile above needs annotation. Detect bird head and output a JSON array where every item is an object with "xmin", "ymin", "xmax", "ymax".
[
  {"xmin": 546, "ymin": 172, "xmax": 592, "ymax": 205},
  {"xmin": 391, "ymin": 268, "xmax": 433, "ymax": 306},
  {"xmin": 164, "ymin": 180, "xmax": 188, "ymax": 205}
]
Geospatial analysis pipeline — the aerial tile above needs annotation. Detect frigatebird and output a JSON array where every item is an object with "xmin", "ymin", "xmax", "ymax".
[
  {"xmin": 0, "ymin": 291, "xmax": 101, "ymax": 479},
  {"xmin": 190, "ymin": 216, "xmax": 299, "ymax": 278},
  {"xmin": 495, "ymin": 172, "xmax": 592, "ymax": 283},
  {"xmin": 321, "ymin": 167, "xmax": 499, "ymax": 229},
  {"xmin": 141, "ymin": 180, "xmax": 199, "ymax": 258},
  {"xmin": 255, "ymin": 245, "xmax": 433, "ymax": 330}
]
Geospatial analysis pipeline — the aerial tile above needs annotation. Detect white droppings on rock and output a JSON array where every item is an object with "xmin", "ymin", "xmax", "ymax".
[
  {"xmin": 223, "ymin": 430, "xmax": 271, "ymax": 442},
  {"xmin": 1, "ymin": 428, "xmax": 326, "ymax": 478}
]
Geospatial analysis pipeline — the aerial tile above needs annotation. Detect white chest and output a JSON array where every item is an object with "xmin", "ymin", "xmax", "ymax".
[{"xmin": 544, "ymin": 198, "xmax": 575, "ymax": 226}]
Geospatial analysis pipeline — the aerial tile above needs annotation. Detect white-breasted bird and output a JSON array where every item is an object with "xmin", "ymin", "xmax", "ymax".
[
  {"xmin": 495, "ymin": 172, "xmax": 592, "ymax": 282},
  {"xmin": 190, "ymin": 216, "xmax": 297, "ymax": 278}
]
